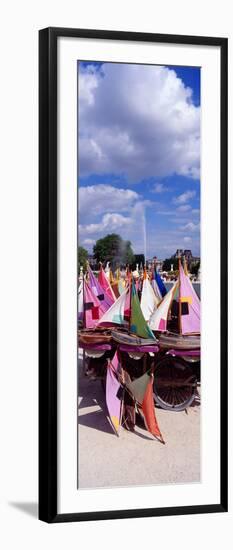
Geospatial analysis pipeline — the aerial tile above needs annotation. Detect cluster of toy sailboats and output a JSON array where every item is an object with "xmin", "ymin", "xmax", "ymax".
[
  {"xmin": 78, "ymin": 260, "xmax": 200, "ymax": 442},
  {"xmin": 78, "ymin": 260, "xmax": 200, "ymax": 339}
]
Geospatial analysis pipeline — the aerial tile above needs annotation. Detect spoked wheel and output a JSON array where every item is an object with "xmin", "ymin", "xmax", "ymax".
[{"xmin": 153, "ymin": 356, "xmax": 197, "ymax": 411}]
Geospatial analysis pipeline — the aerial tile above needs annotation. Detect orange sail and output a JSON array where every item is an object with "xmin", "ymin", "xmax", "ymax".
[{"xmin": 142, "ymin": 374, "xmax": 164, "ymax": 443}]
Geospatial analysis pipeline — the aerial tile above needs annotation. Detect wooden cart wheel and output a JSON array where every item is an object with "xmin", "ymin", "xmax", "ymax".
[{"xmin": 153, "ymin": 355, "xmax": 197, "ymax": 411}]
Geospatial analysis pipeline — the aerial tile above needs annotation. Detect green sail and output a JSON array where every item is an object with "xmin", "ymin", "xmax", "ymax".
[
  {"xmin": 126, "ymin": 372, "xmax": 151, "ymax": 405},
  {"xmin": 130, "ymin": 281, "xmax": 156, "ymax": 339}
]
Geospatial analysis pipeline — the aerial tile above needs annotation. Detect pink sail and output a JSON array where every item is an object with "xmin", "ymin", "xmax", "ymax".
[
  {"xmin": 78, "ymin": 279, "xmax": 84, "ymax": 320},
  {"xmin": 124, "ymin": 284, "xmax": 130, "ymax": 319},
  {"xmin": 106, "ymin": 351, "xmax": 122, "ymax": 435},
  {"xmin": 98, "ymin": 266, "xmax": 116, "ymax": 303},
  {"xmin": 83, "ymin": 281, "xmax": 104, "ymax": 329},
  {"xmin": 88, "ymin": 266, "xmax": 112, "ymax": 312},
  {"xmin": 179, "ymin": 263, "xmax": 200, "ymax": 335}
]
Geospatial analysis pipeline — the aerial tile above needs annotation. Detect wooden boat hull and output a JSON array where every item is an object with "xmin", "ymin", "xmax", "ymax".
[
  {"xmin": 156, "ymin": 331, "xmax": 200, "ymax": 350},
  {"xmin": 111, "ymin": 329, "xmax": 158, "ymax": 346},
  {"xmin": 78, "ymin": 330, "xmax": 112, "ymax": 345}
]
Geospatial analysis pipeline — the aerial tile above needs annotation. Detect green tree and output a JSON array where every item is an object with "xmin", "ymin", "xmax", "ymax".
[
  {"xmin": 124, "ymin": 240, "xmax": 135, "ymax": 266},
  {"xmin": 190, "ymin": 261, "xmax": 200, "ymax": 276},
  {"xmin": 93, "ymin": 234, "xmax": 134, "ymax": 268},
  {"xmin": 163, "ymin": 257, "xmax": 179, "ymax": 272},
  {"xmin": 134, "ymin": 254, "xmax": 145, "ymax": 269},
  {"xmin": 78, "ymin": 246, "xmax": 88, "ymax": 273}
]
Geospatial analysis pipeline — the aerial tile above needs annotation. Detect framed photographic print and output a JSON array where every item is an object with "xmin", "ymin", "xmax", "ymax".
[{"xmin": 39, "ymin": 27, "xmax": 228, "ymax": 523}]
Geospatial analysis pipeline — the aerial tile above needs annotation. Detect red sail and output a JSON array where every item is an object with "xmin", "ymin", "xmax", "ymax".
[{"xmin": 142, "ymin": 375, "xmax": 164, "ymax": 443}]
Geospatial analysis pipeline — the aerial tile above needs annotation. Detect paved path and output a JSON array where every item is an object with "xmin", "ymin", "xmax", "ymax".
[{"xmin": 78, "ymin": 373, "xmax": 200, "ymax": 489}]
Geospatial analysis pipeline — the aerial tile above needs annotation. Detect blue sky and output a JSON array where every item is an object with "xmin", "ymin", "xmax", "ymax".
[{"xmin": 78, "ymin": 61, "xmax": 200, "ymax": 259}]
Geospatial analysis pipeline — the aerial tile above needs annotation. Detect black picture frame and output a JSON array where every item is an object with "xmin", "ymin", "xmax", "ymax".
[{"xmin": 39, "ymin": 27, "xmax": 228, "ymax": 523}]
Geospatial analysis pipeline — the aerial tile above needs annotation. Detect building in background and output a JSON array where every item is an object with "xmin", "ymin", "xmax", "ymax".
[{"xmin": 172, "ymin": 249, "xmax": 200, "ymax": 271}]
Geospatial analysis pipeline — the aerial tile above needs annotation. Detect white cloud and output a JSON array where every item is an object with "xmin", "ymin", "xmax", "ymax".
[
  {"xmin": 79, "ymin": 63, "xmax": 200, "ymax": 181},
  {"xmin": 79, "ymin": 184, "xmax": 140, "ymax": 222},
  {"xmin": 82, "ymin": 238, "xmax": 96, "ymax": 245},
  {"xmin": 176, "ymin": 204, "xmax": 192, "ymax": 212},
  {"xmin": 180, "ymin": 222, "xmax": 200, "ymax": 232},
  {"xmin": 79, "ymin": 66, "xmax": 99, "ymax": 107},
  {"xmin": 79, "ymin": 200, "xmax": 153, "ymax": 257},
  {"xmin": 152, "ymin": 183, "xmax": 170, "ymax": 193},
  {"xmin": 184, "ymin": 236, "xmax": 192, "ymax": 243},
  {"xmin": 173, "ymin": 190, "xmax": 196, "ymax": 205},
  {"xmin": 79, "ymin": 212, "xmax": 132, "ymax": 236}
]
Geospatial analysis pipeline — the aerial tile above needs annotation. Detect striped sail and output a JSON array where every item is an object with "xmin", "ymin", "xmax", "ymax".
[
  {"xmin": 149, "ymin": 282, "xmax": 178, "ymax": 331},
  {"xmin": 88, "ymin": 266, "xmax": 112, "ymax": 312},
  {"xmin": 98, "ymin": 266, "xmax": 116, "ymax": 302},
  {"xmin": 96, "ymin": 288, "xmax": 128, "ymax": 327}
]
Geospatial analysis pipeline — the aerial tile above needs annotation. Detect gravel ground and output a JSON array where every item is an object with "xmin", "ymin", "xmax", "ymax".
[{"xmin": 78, "ymin": 371, "xmax": 200, "ymax": 489}]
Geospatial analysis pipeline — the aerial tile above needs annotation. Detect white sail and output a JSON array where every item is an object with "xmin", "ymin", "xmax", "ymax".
[
  {"xmin": 97, "ymin": 288, "xmax": 128, "ymax": 326},
  {"xmin": 105, "ymin": 261, "xmax": 110, "ymax": 279},
  {"xmin": 149, "ymin": 282, "xmax": 178, "ymax": 331},
  {"xmin": 151, "ymin": 278, "xmax": 162, "ymax": 301},
  {"xmin": 140, "ymin": 278, "xmax": 160, "ymax": 322}
]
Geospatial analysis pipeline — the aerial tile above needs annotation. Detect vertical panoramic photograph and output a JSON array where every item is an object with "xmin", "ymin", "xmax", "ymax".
[{"xmin": 77, "ymin": 61, "xmax": 201, "ymax": 489}]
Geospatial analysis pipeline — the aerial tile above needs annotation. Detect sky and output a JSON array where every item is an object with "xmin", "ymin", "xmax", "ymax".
[{"xmin": 78, "ymin": 61, "xmax": 200, "ymax": 260}]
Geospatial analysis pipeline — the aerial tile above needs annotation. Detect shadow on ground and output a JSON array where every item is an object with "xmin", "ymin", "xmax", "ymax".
[
  {"xmin": 78, "ymin": 408, "xmax": 113, "ymax": 435},
  {"xmin": 9, "ymin": 501, "xmax": 38, "ymax": 519}
]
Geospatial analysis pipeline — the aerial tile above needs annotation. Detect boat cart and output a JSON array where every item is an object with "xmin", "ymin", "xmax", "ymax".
[
  {"xmin": 79, "ymin": 342, "xmax": 116, "ymax": 380},
  {"xmin": 79, "ymin": 340, "xmax": 200, "ymax": 413},
  {"xmin": 153, "ymin": 348, "xmax": 200, "ymax": 412},
  {"xmin": 118, "ymin": 344, "xmax": 200, "ymax": 412}
]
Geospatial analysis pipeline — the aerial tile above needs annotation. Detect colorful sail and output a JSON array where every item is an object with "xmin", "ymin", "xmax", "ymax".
[
  {"xmin": 126, "ymin": 371, "xmax": 152, "ymax": 405},
  {"xmin": 78, "ymin": 278, "xmax": 84, "ymax": 320},
  {"xmin": 140, "ymin": 277, "xmax": 160, "ymax": 322},
  {"xmin": 97, "ymin": 288, "xmax": 128, "ymax": 327},
  {"xmin": 183, "ymin": 257, "xmax": 189, "ymax": 276},
  {"xmin": 135, "ymin": 278, "xmax": 140, "ymax": 293},
  {"xmin": 98, "ymin": 265, "xmax": 116, "ymax": 302},
  {"xmin": 154, "ymin": 268, "xmax": 167, "ymax": 298},
  {"xmin": 83, "ymin": 281, "xmax": 104, "ymax": 329},
  {"xmin": 126, "ymin": 371, "xmax": 164, "ymax": 442},
  {"xmin": 118, "ymin": 279, "xmax": 125, "ymax": 295},
  {"xmin": 109, "ymin": 270, "xmax": 120, "ymax": 299},
  {"xmin": 141, "ymin": 374, "xmax": 164, "ymax": 442},
  {"xmin": 106, "ymin": 351, "xmax": 122, "ymax": 435},
  {"xmin": 149, "ymin": 282, "xmax": 178, "ymax": 331},
  {"xmin": 115, "ymin": 268, "xmax": 121, "ymax": 281},
  {"xmin": 115, "ymin": 268, "xmax": 125, "ymax": 295},
  {"xmin": 130, "ymin": 281, "xmax": 156, "ymax": 339},
  {"xmin": 87, "ymin": 266, "xmax": 112, "ymax": 312},
  {"xmin": 124, "ymin": 283, "xmax": 131, "ymax": 319},
  {"xmin": 151, "ymin": 278, "xmax": 162, "ymax": 301},
  {"xmin": 109, "ymin": 269, "xmax": 117, "ymax": 287},
  {"xmin": 179, "ymin": 263, "xmax": 200, "ymax": 335}
]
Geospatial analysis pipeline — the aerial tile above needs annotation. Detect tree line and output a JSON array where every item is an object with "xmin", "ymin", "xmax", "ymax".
[{"xmin": 78, "ymin": 233, "xmax": 199, "ymax": 274}]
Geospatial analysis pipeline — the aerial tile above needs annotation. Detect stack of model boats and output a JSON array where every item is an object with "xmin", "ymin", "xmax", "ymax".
[
  {"xmin": 79, "ymin": 259, "xmax": 200, "ymax": 352},
  {"xmin": 157, "ymin": 331, "xmax": 200, "ymax": 350},
  {"xmin": 78, "ymin": 260, "xmax": 200, "ymax": 439}
]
